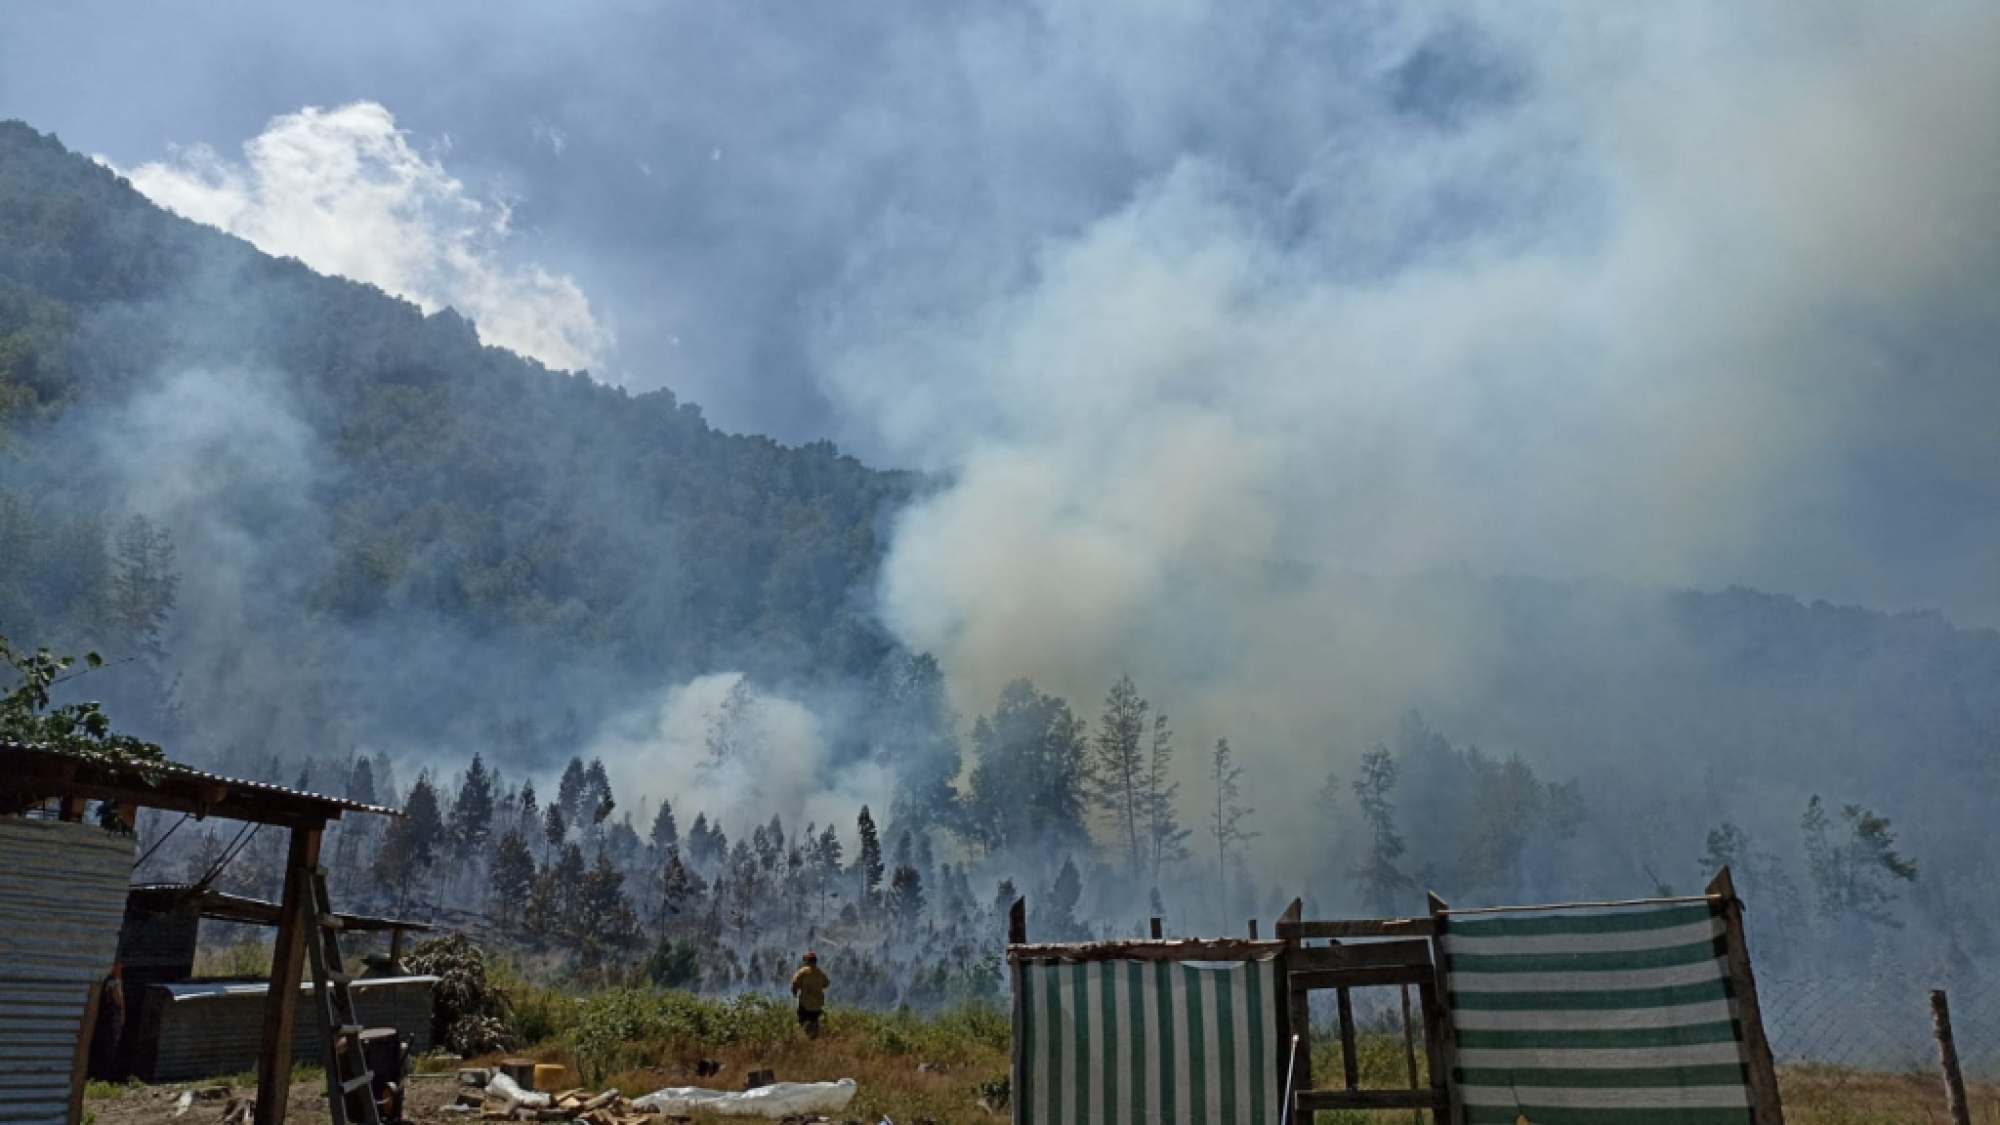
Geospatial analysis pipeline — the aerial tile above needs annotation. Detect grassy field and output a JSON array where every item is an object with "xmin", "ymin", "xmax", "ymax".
[{"xmin": 84, "ymin": 977, "xmax": 2000, "ymax": 1123}]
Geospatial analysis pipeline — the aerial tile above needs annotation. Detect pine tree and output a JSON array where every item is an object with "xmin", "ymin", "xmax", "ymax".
[
  {"xmin": 557, "ymin": 757, "xmax": 588, "ymax": 828},
  {"xmin": 856, "ymin": 805, "xmax": 885, "ymax": 914},
  {"xmin": 490, "ymin": 829, "xmax": 536, "ymax": 917},
  {"xmin": 583, "ymin": 757, "xmax": 616, "ymax": 827},
  {"xmin": 813, "ymin": 823, "xmax": 843, "ymax": 923},
  {"xmin": 1042, "ymin": 857, "xmax": 1083, "ymax": 939},
  {"xmin": 543, "ymin": 801, "xmax": 567, "ymax": 863},
  {"xmin": 1802, "ymin": 796, "xmax": 1918, "ymax": 926},
  {"xmin": 1350, "ymin": 746, "xmax": 1411, "ymax": 915},
  {"xmin": 450, "ymin": 753, "xmax": 497, "ymax": 860},
  {"xmin": 376, "ymin": 772, "xmax": 446, "ymax": 910},
  {"xmin": 1088, "ymin": 674, "xmax": 1149, "ymax": 876},
  {"xmin": 889, "ymin": 864, "xmax": 926, "ymax": 925},
  {"xmin": 348, "ymin": 757, "xmax": 378, "ymax": 805},
  {"xmin": 575, "ymin": 849, "xmax": 641, "ymax": 965},
  {"xmin": 1208, "ymin": 739, "xmax": 1258, "ymax": 910},
  {"xmin": 993, "ymin": 878, "xmax": 1019, "ymax": 922},
  {"xmin": 519, "ymin": 779, "xmax": 539, "ymax": 820},
  {"xmin": 1144, "ymin": 711, "xmax": 1191, "ymax": 883},
  {"xmin": 649, "ymin": 798, "xmax": 679, "ymax": 854}
]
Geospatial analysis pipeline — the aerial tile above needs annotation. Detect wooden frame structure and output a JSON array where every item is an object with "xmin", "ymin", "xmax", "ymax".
[
  {"xmin": 0, "ymin": 741, "xmax": 399, "ymax": 1125},
  {"xmin": 1275, "ymin": 898, "xmax": 1451, "ymax": 1118}
]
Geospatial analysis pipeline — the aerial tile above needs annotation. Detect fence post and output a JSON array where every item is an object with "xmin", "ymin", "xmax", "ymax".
[
  {"xmin": 1931, "ymin": 990, "xmax": 1972, "ymax": 1125},
  {"xmin": 1705, "ymin": 867, "xmax": 1785, "ymax": 1125}
]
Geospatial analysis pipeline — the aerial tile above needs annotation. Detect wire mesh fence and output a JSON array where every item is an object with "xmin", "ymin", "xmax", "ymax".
[
  {"xmin": 1297, "ymin": 971, "xmax": 2000, "ymax": 1085},
  {"xmin": 1763, "ymin": 972, "xmax": 2000, "ymax": 1080}
]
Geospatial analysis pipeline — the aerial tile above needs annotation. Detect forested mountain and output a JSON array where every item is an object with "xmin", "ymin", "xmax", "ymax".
[
  {"xmin": 5, "ymin": 119, "xmax": 1999, "ymax": 1004},
  {"xmin": 0, "ymin": 120, "xmax": 915, "ymax": 766}
]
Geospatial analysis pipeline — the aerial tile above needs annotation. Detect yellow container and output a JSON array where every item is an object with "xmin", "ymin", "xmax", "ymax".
[{"xmin": 532, "ymin": 1063, "xmax": 569, "ymax": 1092}]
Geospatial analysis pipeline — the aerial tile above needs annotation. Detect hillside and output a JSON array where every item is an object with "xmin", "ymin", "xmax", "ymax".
[{"xmin": 0, "ymin": 120, "xmax": 915, "ymax": 766}]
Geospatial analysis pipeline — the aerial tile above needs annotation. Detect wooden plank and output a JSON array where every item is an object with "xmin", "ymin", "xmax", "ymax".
[
  {"xmin": 257, "ymin": 824, "xmax": 324, "ymax": 1125},
  {"xmin": 1008, "ymin": 897, "xmax": 1026, "ymax": 945},
  {"xmin": 1293, "ymin": 965, "xmax": 1436, "ymax": 990},
  {"xmin": 1933, "ymin": 990, "xmax": 1972, "ymax": 1125},
  {"xmin": 1706, "ymin": 868, "xmax": 1785, "ymax": 1125},
  {"xmin": 1337, "ymin": 987, "xmax": 1359, "ymax": 1090},
  {"xmin": 1289, "ymin": 940, "xmax": 1434, "ymax": 971},
  {"xmin": 1007, "ymin": 937, "xmax": 1281, "ymax": 963},
  {"xmin": 1277, "ymin": 917, "xmax": 1437, "ymax": 939},
  {"xmin": 1427, "ymin": 891, "xmax": 1463, "ymax": 1125},
  {"xmin": 1420, "ymin": 977, "xmax": 1448, "ymax": 1125},
  {"xmin": 1295, "ymin": 1088, "xmax": 1447, "ymax": 1111},
  {"xmin": 1281, "ymin": 897, "xmax": 1310, "ymax": 1096},
  {"xmin": 1401, "ymin": 983, "xmax": 1421, "ymax": 1112},
  {"xmin": 65, "ymin": 979, "xmax": 103, "ymax": 1125}
]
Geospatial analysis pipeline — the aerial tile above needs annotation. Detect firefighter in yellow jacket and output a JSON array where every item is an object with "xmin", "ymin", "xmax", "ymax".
[{"xmin": 790, "ymin": 950, "xmax": 830, "ymax": 1038}]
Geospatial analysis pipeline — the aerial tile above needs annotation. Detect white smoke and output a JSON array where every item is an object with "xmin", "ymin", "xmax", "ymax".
[
  {"xmin": 118, "ymin": 102, "xmax": 613, "ymax": 374},
  {"xmin": 589, "ymin": 672, "xmax": 895, "ymax": 839}
]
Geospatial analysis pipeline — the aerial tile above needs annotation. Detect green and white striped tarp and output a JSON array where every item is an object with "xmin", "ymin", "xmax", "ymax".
[
  {"xmin": 1440, "ymin": 899, "xmax": 1765, "ymax": 1125},
  {"xmin": 1012, "ymin": 957, "xmax": 1283, "ymax": 1125}
]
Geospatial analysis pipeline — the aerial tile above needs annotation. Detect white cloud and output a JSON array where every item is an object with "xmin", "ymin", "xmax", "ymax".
[{"xmin": 121, "ymin": 102, "xmax": 612, "ymax": 373}]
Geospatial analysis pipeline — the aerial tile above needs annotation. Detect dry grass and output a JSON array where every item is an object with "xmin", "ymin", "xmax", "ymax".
[{"xmin": 1780, "ymin": 1064, "xmax": 2000, "ymax": 1125}]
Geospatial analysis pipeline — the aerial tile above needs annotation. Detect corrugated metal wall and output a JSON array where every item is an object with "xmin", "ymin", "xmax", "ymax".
[
  {"xmin": 0, "ymin": 818, "xmax": 136, "ymax": 1125},
  {"xmin": 130, "ymin": 978, "xmax": 437, "ymax": 1083}
]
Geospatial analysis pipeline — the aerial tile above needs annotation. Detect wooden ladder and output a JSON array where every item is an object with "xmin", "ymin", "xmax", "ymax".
[{"xmin": 303, "ymin": 867, "xmax": 384, "ymax": 1125}]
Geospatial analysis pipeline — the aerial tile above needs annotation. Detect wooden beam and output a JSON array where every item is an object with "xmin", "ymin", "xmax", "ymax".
[
  {"xmin": 65, "ymin": 979, "xmax": 104, "ymax": 1125},
  {"xmin": 1932, "ymin": 990, "xmax": 1972, "ymax": 1125},
  {"xmin": 1705, "ymin": 867, "xmax": 1785, "ymax": 1125},
  {"xmin": 257, "ymin": 824, "xmax": 323, "ymax": 1125},
  {"xmin": 1337, "ymin": 987, "xmax": 1359, "ymax": 1090},
  {"xmin": 1278, "ymin": 917, "xmax": 1436, "ymax": 940},
  {"xmin": 1293, "ymin": 964, "xmax": 1436, "ymax": 990},
  {"xmin": 1427, "ymin": 891, "xmax": 1463, "ymax": 1125},
  {"xmin": 1281, "ymin": 897, "xmax": 1310, "ymax": 1096},
  {"xmin": 1150, "ymin": 916, "xmax": 1163, "ymax": 939},
  {"xmin": 1290, "ymin": 940, "xmax": 1434, "ymax": 972},
  {"xmin": 1008, "ymin": 937, "xmax": 1282, "ymax": 963},
  {"xmin": 1008, "ymin": 896, "xmax": 1026, "ymax": 945}
]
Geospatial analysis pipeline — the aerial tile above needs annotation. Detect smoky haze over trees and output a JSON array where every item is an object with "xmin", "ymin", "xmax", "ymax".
[{"xmin": 2, "ymin": 99, "xmax": 1998, "ymax": 1007}]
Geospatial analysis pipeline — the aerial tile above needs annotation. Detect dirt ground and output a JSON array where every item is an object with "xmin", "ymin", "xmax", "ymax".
[{"xmin": 88, "ymin": 1074, "xmax": 465, "ymax": 1125}]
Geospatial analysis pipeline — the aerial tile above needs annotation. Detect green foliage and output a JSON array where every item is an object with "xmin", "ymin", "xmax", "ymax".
[
  {"xmin": 569, "ymin": 989, "xmax": 794, "ymax": 1084},
  {"xmin": 644, "ymin": 936, "xmax": 701, "ymax": 989},
  {"xmin": 0, "ymin": 633, "xmax": 163, "ymax": 790},
  {"xmin": 403, "ymin": 933, "xmax": 516, "ymax": 1056},
  {"xmin": 963, "ymin": 679, "xmax": 1091, "ymax": 854}
]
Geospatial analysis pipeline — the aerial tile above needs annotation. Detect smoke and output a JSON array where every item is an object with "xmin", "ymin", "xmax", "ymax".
[
  {"xmin": 588, "ymin": 672, "xmax": 895, "ymax": 840},
  {"xmin": 116, "ymin": 102, "xmax": 612, "ymax": 374},
  {"xmin": 804, "ymin": 2, "xmax": 2000, "ymax": 791}
]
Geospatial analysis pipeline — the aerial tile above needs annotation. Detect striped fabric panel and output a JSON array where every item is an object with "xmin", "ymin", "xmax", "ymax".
[
  {"xmin": 1014, "ymin": 957, "xmax": 1281, "ymax": 1125},
  {"xmin": 1440, "ymin": 900, "xmax": 1762, "ymax": 1124}
]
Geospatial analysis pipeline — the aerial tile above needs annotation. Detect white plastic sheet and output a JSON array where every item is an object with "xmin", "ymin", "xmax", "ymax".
[
  {"xmin": 633, "ymin": 1077, "xmax": 858, "ymax": 1118},
  {"xmin": 484, "ymin": 1073, "xmax": 552, "ymax": 1109}
]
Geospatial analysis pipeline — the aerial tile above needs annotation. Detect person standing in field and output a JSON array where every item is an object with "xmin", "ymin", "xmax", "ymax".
[{"xmin": 790, "ymin": 950, "xmax": 830, "ymax": 1039}]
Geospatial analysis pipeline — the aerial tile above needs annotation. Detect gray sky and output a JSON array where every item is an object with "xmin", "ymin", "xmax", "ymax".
[{"xmin": 6, "ymin": 0, "xmax": 1998, "ymax": 646}]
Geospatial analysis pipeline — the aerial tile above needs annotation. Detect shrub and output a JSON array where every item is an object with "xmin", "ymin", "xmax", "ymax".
[{"xmin": 404, "ymin": 934, "xmax": 514, "ymax": 1055}]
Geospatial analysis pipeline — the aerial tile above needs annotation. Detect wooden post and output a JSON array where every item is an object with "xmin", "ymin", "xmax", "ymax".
[
  {"xmin": 1426, "ymin": 892, "xmax": 1461, "ymax": 1125},
  {"xmin": 257, "ymin": 824, "xmax": 324, "ymax": 1125},
  {"xmin": 1337, "ymin": 988, "xmax": 1359, "ymax": 1090},
  {"xmin": 65, "ymin": 979, "xmax": 104, "ymax": 1125},
  {"xmin": 1401, "ymin": 983, "xmax": 1421, "ymax": 1120},
  {"xmin": 1247, "ymin": 919, "xmax": 1258, "ymax": 939},
  {"xmin": 388, "ymin": 926, "xmax": 405, "ymax": 965},
  {"xmin": 1280, "ymin": 897, "xmax": 1309, "ymax": 1097},
  {"xmin": 1705, "ymin": 868, "xmax": 1785, "ymax": 1125},
  {"xmin": 1008, "ymin": 896, "xmax": 1026, "ymax": 1125},
  {"xmin": 1931, "ymin": 990, "xmax": 1972, "ymax": 1125},
  {"xmin": 1150, "ymin": 916, "xmax": 1163, "ymax": 939}
]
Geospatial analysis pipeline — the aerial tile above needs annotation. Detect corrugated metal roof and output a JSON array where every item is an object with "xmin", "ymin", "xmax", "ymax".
[
  {"xmin": 0, "ymin": 741, "xmax": 400, "ymax": 819},
  {"xmin": 0, "ymin": 818, "xmax": 134, "ymax": 1125}
]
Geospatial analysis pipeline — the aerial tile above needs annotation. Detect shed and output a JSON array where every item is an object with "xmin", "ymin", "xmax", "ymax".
[
  {"xmin": 110, "ymin": 885, "xmax": 435, "ymax": 1082},
  {"xmin": 0, "ymin": 741, "xmax": 399, "ymax": 1125}
]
